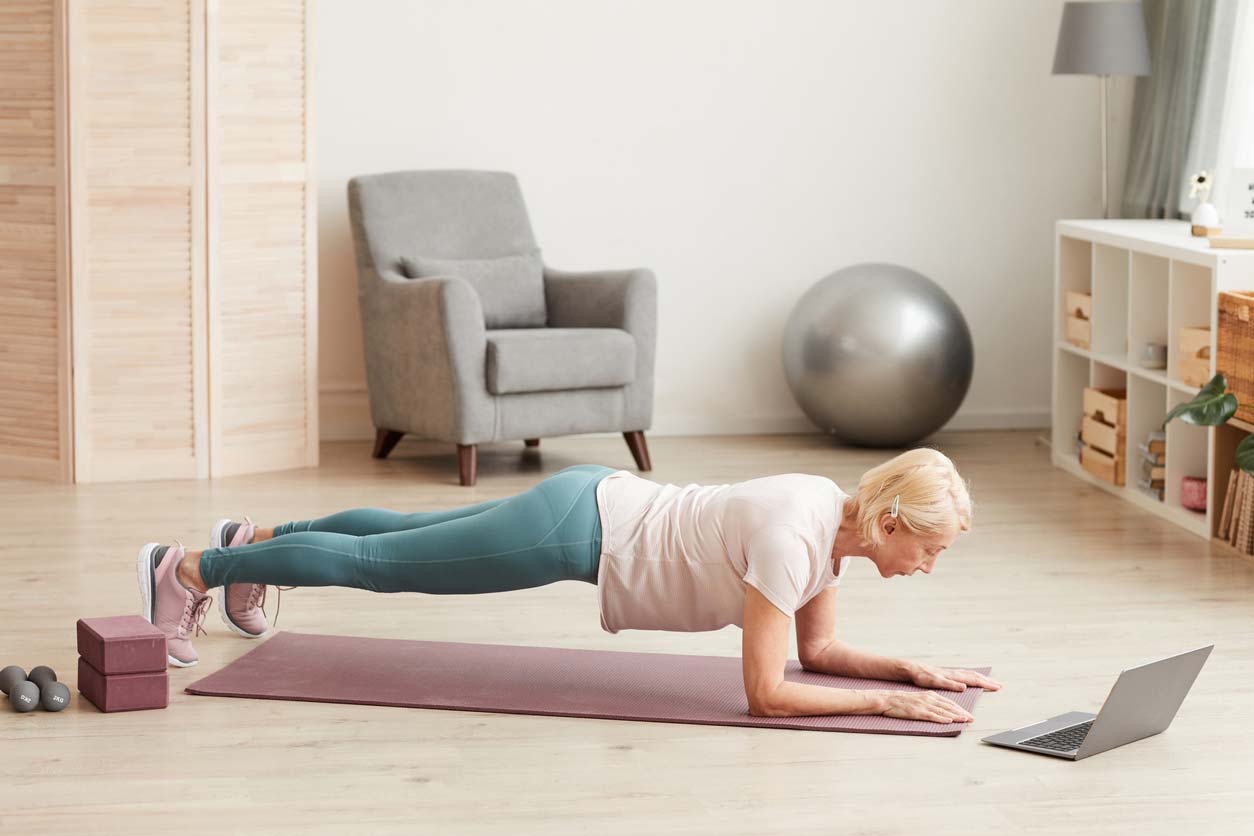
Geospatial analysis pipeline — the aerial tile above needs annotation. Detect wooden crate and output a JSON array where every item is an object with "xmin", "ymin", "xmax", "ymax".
[
  {"xmin": 1065, "ymin": 316, "xmax": 1091, "ymax": 349},
  {"xmin": 1081, "ymin": 387, "xmax": 1127, "ymax": 486},
  {"xmin": 1083, "ymin": 387, "xmax": 1127, "ymax": 427},
  {"xmin": 1178, "ymin": 357, "xmax": 1211, "ymax": 388},
  {"xmin": 1064, "ymin": 291, "xmax": 1092, "ymax": 349},
  {"xmin": 1081, "ymin": 444, "xmax": 1124, "ymax": 486},
  {"xmin": 1177, "ymin": 325, "xmax": 1211, "ymax": 387},
  {"xmin": 1178, "ymin": 325, "xmax": 1211, "ymax": 356},
  {"xmin": 1066, "ymin": 290, "xmax": 1092, "ymax": 319},
  {"xmin": 1081, "ymin": 414, "xmax": 1124, "ymax": 458}
]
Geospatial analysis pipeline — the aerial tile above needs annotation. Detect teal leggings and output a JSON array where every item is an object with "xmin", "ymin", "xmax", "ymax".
[{"xmin": 198, "ymin": 464, "xmax": 617, "ymax": 594}]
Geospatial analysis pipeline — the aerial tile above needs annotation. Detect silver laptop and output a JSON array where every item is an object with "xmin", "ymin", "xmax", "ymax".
[{"xmin": 981, "ymin": 645, "xmax": 1212, "ymax": 760}]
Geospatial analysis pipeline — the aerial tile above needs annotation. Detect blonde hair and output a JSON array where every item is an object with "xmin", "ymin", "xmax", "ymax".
[{"xmin": 845, "ymin": 447, "xmax": 972, "ymax": 546}]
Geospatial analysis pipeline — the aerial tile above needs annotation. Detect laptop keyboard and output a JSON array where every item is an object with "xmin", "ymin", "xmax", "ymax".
[{"xmin": 1019, "ymin": 721, "xmax": 1094, "ymax": 752}]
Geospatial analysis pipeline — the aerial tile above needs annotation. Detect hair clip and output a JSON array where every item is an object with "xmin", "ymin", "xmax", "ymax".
[{"xmin": 890, "ymin": 494, "xmax": 900, "ymax": 518}]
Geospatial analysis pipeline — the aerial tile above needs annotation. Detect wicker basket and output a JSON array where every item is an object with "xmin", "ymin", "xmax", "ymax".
[{"xmin": 1217, "ymin": 291, "xmax": 1254, "ymax": 424}]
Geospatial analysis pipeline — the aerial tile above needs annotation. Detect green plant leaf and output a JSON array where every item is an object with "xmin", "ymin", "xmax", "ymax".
[
  {"xmin": 1237, "ymin": 434, "xmax": 1254, "ymax": 475},
  {"xmin": 1161, "ymin": 373, "xmax": 1237, "ymax": 428}
]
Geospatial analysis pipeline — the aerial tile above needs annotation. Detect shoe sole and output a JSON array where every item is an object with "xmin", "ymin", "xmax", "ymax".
[
  {"xmin": 210, "ymin": 517, "xmax": 267, "ymax": 639},
  {"xmin": 135, "ymin": 542, "xmax": 199, "ymax": 668}
]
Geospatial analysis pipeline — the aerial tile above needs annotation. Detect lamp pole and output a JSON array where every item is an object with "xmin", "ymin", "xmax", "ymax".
[{"xmin": 1051, "ymin": 2, "xmax": 1150, "ymax": 220}]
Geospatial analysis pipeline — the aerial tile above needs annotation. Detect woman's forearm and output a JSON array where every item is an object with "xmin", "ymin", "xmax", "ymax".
[
  {"xmin": 752, "ymin": 680, "xmax": 886, "ymax": 718},
  {"xmin": 802, "ymin": 639, "xmax": 912, "ymax": 681}
]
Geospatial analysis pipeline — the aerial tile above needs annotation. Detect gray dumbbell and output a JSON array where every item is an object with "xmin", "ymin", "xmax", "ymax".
[
  {"xmin": 9, "ymin": 680, "xmax": 40, "ymax": 713},
  {"xmin": 0, "ymin": 665, "xmax": 26, "ymax": 696},
  {"xmin": 40, "ymin": 681, "xmax": 71, "ymax": 712},
  {"xmin": 28, "ymin": 665, "xmax": 57, "ymax": 690}
]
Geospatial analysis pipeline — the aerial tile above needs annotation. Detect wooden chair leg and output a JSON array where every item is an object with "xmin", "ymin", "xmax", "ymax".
[
  {"xmin": 524, "ymin": 438, "xmax": 540, "ymax": 447},
  {"xmin": 372, "ymin": 429, "xmax": 404, "ymax": 459},
  {"xmin": 623, "ymin": 430, "xmax": 652, "ymax": 471},
  {"xmin": 458, "ymin": 443, "xmax": 478, "ymax": 486}
]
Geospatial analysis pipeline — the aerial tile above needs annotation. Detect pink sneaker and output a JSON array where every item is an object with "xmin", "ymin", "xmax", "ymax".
[
  {"xmin": 136, "ymin": 541, "xmax": 213, "ymax": 668},
  {"xmin": 209, "ymin": 516, "xmax": 295, "ymax": 638}
]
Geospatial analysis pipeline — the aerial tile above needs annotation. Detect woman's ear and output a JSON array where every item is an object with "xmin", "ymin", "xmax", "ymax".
[{"xmin": 879, "ymin": 512, "xmax": 895, "ymax": 537}]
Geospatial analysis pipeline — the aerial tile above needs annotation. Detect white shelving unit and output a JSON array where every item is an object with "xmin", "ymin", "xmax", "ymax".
[{"xmin": 1052, "ymin": 220, "xmax": 1254, "ymax": 541}]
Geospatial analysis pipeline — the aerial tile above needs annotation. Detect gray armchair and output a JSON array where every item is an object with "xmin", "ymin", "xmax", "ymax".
[{"xmin": 346, "ymin": 169, "xmax": 657, "ymax": 486}]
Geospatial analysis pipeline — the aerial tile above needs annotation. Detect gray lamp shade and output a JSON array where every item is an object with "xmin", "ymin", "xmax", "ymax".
[{"xmin": 1052, "ymin": 1, "xmax": 1151, "ymax": 76}]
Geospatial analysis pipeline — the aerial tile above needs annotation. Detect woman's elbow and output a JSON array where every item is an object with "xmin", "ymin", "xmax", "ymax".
[{"xmin": 746, "ymin": 690, "xmax": 785, "ymax": 717}]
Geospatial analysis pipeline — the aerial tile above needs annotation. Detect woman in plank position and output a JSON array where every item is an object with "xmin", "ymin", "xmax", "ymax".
[{"xmin": 138, "ymin": 446, "xmax": 1000, "ymax": 722}]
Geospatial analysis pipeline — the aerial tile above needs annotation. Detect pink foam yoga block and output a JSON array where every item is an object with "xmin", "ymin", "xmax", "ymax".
[
  {"xmin": 77, "ymin": 656, "xmax": 169, "ymax": 712},
  {"xmin": 76, "ymin": 615, "xmax": 167, "ymax": 675}
]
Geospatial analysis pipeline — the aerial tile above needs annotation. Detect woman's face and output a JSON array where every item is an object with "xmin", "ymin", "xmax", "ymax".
[{"xmin": 868, "ymin": 513, "xmax": 959, "ymax": 578}]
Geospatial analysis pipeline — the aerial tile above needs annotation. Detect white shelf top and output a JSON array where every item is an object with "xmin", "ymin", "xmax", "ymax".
[{"xmin": 1056, "ymin": 219, "xmax": 1254, "ymax": 266}]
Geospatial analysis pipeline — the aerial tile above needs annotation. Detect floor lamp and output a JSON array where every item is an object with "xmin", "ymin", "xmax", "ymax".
[{"xmin": 1052, "ymin": 1, "xmax": 1152, "ymax": 218}]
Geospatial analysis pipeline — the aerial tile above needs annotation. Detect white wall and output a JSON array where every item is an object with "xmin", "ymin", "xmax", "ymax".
[
  {"xmin": 316, "ymin": 0, "xmax": 1133, "ymax": 440},
  {"xmin": 1216, "ymin": 0, "xmax": 1254, "ymax": 230}
]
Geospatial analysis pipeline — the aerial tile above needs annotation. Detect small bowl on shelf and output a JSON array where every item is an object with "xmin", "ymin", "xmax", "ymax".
[{"xmin": 1140, "ymin": 342, "xmax": 1168, "ymax": 370}]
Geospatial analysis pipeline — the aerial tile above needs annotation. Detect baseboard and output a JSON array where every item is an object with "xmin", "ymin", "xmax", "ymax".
[
  {"xmin": 318, "ymin": 384, "xmax": 1048, "ymax": 441},
  {"xmin": 941, "ymin": 409, "xmax": 1051, "ymax": 431},
  {"xmin": 637, "ymin": 410, "xmax": 1049, "ymax": 437},
  {"xmin": 319, "ymin": 383, "xmax": 374, "ymax": 442}
]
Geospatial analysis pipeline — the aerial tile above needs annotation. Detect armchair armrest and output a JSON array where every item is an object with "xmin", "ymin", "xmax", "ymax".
[
  {"xmin": 543, "ymin": 266, "xmax": 657, "ymax": 431},
  {"xmin": 543, "ymin": 266, "xmax": 657, "ymax": 333},
  {"xmin": 357, "ymin": 266, "xmax": 494, "ymax": 441}
]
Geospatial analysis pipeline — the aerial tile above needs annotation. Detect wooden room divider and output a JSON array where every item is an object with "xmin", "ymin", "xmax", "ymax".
[{"xmin": 0, "ymin": 0, "xmax": 316, "ymax": 483}]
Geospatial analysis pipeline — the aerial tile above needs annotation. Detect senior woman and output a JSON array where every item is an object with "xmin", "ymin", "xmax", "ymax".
[{"xmin": 138, "ymin": 446, "xmax": 1000, "ymax": 723}]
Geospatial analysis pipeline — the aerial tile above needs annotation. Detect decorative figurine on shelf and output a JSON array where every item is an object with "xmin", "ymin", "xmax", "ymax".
[{"xmin": 1189, "ymin": 170, "xmax": 1222, "ymax": 237}]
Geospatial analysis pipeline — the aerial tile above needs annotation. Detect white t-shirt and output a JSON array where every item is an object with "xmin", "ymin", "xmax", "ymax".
[{"xmin": 594, "ymin": 470, "xmax": 852, "ymax": 633}]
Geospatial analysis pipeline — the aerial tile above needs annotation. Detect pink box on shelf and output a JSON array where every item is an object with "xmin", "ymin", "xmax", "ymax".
[
  {"xmin": 1181, "ymin": 476, "xmax": 1207, "ymax": 512},
  {"xmin": 76, "ymin": 615, "xmax": 167, "ymax": 675},
  {"xmin": 77, "ymin": 656, "xmax": 168, "ymax": 712}
]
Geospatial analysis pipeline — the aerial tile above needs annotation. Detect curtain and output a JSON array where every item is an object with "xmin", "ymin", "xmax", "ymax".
[
  {"xmin": 1180, "ymin": 0, "xmax": 1241, "ymax": 209},
  {"xmin": 1121, "ymin": 0, "xmax": 1239, "ymax": 218}
]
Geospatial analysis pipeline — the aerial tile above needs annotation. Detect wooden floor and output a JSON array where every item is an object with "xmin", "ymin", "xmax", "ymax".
[{"xmin": 2, "ymin": 430, "xmax": 1252, "ymax": 834}]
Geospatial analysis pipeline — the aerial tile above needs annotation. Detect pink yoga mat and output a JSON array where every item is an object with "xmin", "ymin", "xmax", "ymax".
[{"xmin": 185, "ymin": 631, "xmax": 990, "ymax": 736}]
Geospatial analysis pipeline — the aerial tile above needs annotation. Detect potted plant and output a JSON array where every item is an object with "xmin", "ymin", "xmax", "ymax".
[{"xmin": 1163, "ymin": 373, "xmax": 1254, "ymax": 473}]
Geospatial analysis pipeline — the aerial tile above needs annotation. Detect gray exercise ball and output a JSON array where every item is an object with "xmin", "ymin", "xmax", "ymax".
[{"xmin": 782, "ymin": 263, "xmax": 973, "ymax": 447}]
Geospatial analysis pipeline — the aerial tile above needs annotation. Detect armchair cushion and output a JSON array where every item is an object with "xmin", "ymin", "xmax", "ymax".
[
  {"xmin": 486, "ymin": 328, "xmax": 637, "ymax": 395},
  {"xmin": 400, "ymin": 249, "xmax": 546, "ymax": 329}
]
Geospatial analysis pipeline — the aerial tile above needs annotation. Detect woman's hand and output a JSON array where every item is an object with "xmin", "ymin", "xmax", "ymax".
[
  {"xmin": 872, "ymin": 689, "xmax": 975, "ymax": 724},
  {"xmin": 906, "ymin": 662, "xmax": 1003, "ymax": 693}
]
